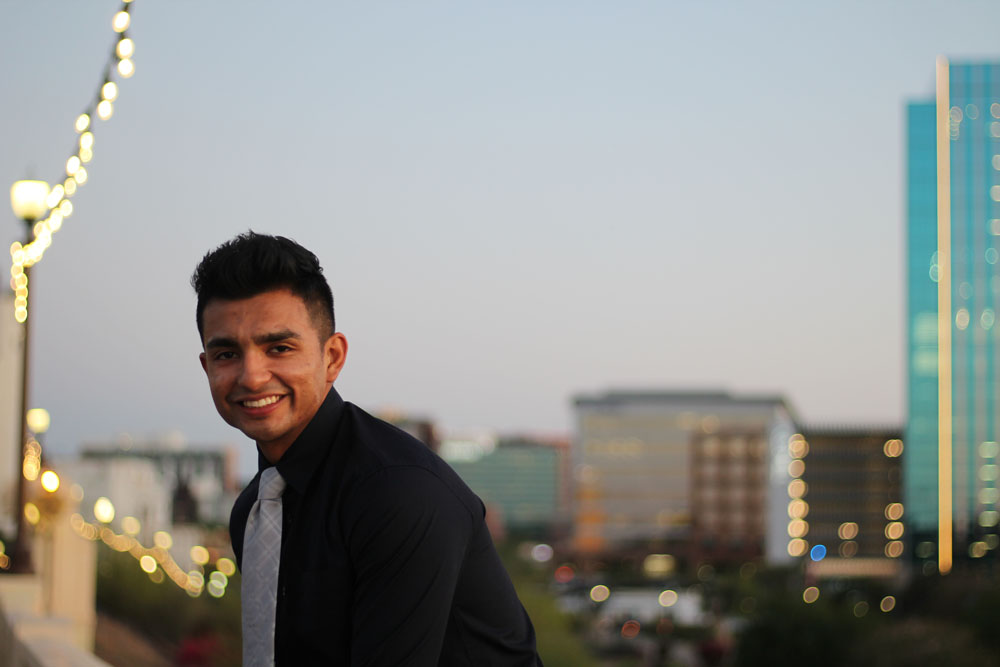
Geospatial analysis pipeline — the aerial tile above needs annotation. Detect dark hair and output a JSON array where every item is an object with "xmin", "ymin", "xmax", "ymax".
[{"xmin": 191, "ymin": 231, "xmax": 335, "ymax": 340}]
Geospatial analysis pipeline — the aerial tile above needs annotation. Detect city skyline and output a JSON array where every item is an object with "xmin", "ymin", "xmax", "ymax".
[{"xmin": 3, "ymin": 2, "xmax": 1000, "ymax": 479}]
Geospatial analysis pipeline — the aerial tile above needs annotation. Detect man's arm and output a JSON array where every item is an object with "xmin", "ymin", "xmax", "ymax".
[{"xmin": 343, "ymin": 466, "xmax": 474, "ymax": 666}]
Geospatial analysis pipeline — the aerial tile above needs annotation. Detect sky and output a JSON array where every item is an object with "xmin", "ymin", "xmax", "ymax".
[{"xmin": 2, "ymin": 1, "xmax": 999, "ymax": 480}]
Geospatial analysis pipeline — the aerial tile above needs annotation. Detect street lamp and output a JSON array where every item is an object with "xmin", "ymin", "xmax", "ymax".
[{"xmin": 9, "ymin": 179, "xmax": 50, "ymax": 574}]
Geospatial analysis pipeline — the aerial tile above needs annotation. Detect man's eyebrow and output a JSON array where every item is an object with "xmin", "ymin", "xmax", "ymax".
[
  {"xmin": 253, "ymin": 330, "xmax": 301, "ymax": 345},
  {"xmin": 205, "ymin": 337, "xmax": 237, "ymax": 350}
]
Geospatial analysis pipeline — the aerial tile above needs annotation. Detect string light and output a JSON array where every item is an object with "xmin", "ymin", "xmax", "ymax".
[
  {"xmin": 112, "ymin": 11, "xmax": 130, "ymax": 33},
  {"xmin": 96, "ymin": 100, "xmax": 114, "ymax": 121},
  {"xmin": 118, "ymin": 59, "xmax": 135, "ymax": 78},
  {"xmin": 8, "ymin": 430, "xmax": 233, "ymax": 598},
  {"xmin": 9, "ymin": 1, "xmax": 138, "ymax": 321},
  {"xmin": 116, "ymin": 38, "xmax": 134, "ymax": 60},
  {"xmin": 68, "ymin": 511, "xmax": 233, "ymax": 598}
]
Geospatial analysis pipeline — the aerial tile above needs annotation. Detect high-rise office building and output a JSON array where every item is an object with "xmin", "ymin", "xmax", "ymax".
[{"xmin": 906, "ymin": 60, "xmax": 1000, "ymax": 568}]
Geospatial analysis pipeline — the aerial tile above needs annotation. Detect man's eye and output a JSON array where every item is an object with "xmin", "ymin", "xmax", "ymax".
[
  {"xmin": 214, "ymin": 351, "xmax": 236, "ymax": 361},
  {"xmin": 271, "ymin": 345, "xmax": 292, "ymax": 354}
]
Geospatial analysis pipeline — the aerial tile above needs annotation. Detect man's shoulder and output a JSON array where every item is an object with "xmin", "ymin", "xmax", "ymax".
[
  {"xmin": 339, "ymin": 402, "xmax": 479, "ymax": 511},
  {"xmin": 341, "ymin": 402, "xmax": 442, "ymax": 471}
]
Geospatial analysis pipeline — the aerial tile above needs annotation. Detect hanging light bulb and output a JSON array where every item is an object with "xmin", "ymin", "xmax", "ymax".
[
  {"xmin": 65, "ymin": 156, "xmax": 81, "ymax": 176},
  {"xmin": 118, "ymin": 58, "xmax": 135, "ymax": 78},
  {"xmin": 97, "ymin": 99, "xmax": 113, "ymax": 120},
  {"xmin": 75, "ymin": 113, "xmax": 90, "ymax": 133},
  {"xmin": 116, "ymin": 37, "xmax": 134, "ymax": 59},
  {"xmin": 101, "ymin": 81, "xmax": 118, "ymax": 102},
  {"xmin": 112, "ymin": 11, "xmax": 130, "ymax": 32}
]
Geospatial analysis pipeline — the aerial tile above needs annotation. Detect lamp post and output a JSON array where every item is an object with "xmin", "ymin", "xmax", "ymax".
[{"xmin": 9, "ymin": 179, "xmax": 49, "ymax": 574}]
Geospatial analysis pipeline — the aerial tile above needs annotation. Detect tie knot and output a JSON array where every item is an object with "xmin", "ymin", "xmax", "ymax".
[{"xmin": 258, "ymin": 467, "xmax": 286, "ymax": 500}]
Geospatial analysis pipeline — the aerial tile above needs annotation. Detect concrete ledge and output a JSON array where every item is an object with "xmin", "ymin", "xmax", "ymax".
[
  {"xmin": 1, "ymin": 578, "xmax": 109, "ymax": 667},
  {"xmin": 22, "ymin": 635, "xmax": 110, "ymax": 667}
]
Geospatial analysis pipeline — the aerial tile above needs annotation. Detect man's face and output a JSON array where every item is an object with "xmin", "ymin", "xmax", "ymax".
[{"xmin": 199, "ymin": 288, "xmax": 347, "ymax": 462}]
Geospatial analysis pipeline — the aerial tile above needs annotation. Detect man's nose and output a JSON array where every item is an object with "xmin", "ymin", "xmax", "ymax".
[{"xmin": 238, "ymin": 350, "xmax": 271, "ymax": 389}]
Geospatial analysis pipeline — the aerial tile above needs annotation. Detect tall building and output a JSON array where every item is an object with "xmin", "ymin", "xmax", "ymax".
[
  {"xmin": 906, "ymin": 60, "xmax": 1000, "ymax": 567},
  {"xmin": 571, "ymin": 390, "xmax": 797, "ymax": 567},
  {"xmin": 445, "ymin": 435, "xmax": 569, "ymax": 537},
  {"xmin": 798, "ymin": 426, "xmax": 904, "ymax": 578}
]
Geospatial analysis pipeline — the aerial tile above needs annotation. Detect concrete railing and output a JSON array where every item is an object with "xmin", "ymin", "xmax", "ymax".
[
  {"xmin": 0, "ymin": 486, "xmax": 109, "ymax": 667},
  {"xmin": 0, "ymin": 575, "xmax": 110, "ymax": 667}
]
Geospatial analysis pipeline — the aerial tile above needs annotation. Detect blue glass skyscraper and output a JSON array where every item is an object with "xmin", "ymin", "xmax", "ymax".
[{"xmin": 906, "ymin": 60, "xmax": 1000, "ymax": 571}]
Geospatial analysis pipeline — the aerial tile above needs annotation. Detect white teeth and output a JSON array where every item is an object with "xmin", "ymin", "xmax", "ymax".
[{"xmin": 243, "ymin": 396, "xmax": 280, "ymax": 408}]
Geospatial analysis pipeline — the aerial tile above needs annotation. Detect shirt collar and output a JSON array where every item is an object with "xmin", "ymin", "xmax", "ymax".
[{"xmin": 257, "ymin": 386, "xmax": 345, "ymax": 495}]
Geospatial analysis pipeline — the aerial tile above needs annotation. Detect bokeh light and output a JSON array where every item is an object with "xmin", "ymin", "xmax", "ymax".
[
  {"xmin": 658, "ymin": 589, "xmax": 678, "ymax": 607},
  {"xmin": 121, "ymin": 516, "xmax": 141, "ymax": 536},
  {"xmin": 620, "ymin": 620, "xmax": 640, "ymax": 639},
  {"xmin": 112, "ymin": 10, "xmax": 130, "ymax": 32},
  {"xmin": 24, "ymin": 503, "xmax": 40, "ymax": 525},
  {"xmin": 883, "ymin": 439, "xmax": 904, "ymax": 457},
  {"xmin": 93, "ymin": 497, "xmax": 115, "ymax": 523},
  {"xmin": 787, "ymin": 538, "xmax": 808, "ymax": 557},
  {"xmin": 554, "ymin": 565, "xmax": 575, "ymax": 584},
  {"xmin": 885, "ymin": 541, "xmax": 904, "ymax": 558},
  {"xmin": 590, "ymin": 585, "xmax": 610, "ymax": 603},
  {"xmin": 838, "ymin": 522, "xmax": 859, "ymax": 540},
  {"xmin": 139, "ymin": 555, "xmax": 157, "ymax": 574},
  {"xmin": 26, "ymin": 408, "xmax": 50, "ymax": 433},
  {"xmin": 884, "ymin": 503, "xmax": 904, "ymax": 521},
  {"xmin": 39, "ymin": 470, "xmax": 59, "ymax": 493},
  {"xmin": 802, "ymin": 587, "xmax": 819, "ymax": 604},
  {"xmin": 788, "ymin": 499, "xmax": 809, "ymax": 519},
  {"xmin": 116, "ymin": 37, "xmax": 134, "ymax": 59},
  {"xmin": 190, "ymin": 545, "xmax": 210, "ymax": 566},
  {"xmin": 787, "ymin": 519, "xmax": 809, "ymax": 538},
  {"xmin": 216, "ymin": 557, "xmax": 236, "ymax": 577},
  {"xmin": 530, "ymin": 543, "xmax": 553, "ymax": 563}
]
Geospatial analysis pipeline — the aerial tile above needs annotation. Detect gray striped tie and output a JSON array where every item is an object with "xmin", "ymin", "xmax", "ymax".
[{"xmin": 242, "ymin": 467, "xmax": 286, "ymax": 667}]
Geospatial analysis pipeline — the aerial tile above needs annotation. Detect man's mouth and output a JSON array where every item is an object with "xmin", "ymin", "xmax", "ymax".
[{"xmin": 241, "ymin": 395, "xmax": 283, "ymax": 408}]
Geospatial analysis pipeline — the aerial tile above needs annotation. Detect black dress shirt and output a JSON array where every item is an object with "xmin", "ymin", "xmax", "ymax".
[{"xmin": 230, "ymin": 388, "xmax": 542, "ymax": 666}]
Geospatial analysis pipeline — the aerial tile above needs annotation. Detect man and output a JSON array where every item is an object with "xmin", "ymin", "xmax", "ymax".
[{"xmin": 192, "ymin": 232, "xmax": 542, "ymax": 666}]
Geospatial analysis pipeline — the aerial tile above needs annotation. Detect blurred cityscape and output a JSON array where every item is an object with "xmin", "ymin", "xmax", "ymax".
[{"xmin": 3, "ymin": 36, "xmax": 1000, "ymax": 667}]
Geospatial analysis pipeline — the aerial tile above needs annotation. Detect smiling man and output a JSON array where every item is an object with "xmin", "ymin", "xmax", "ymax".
[{"xmin": 192, "ymin": 232, "xmax": 541, "ymax": 666}]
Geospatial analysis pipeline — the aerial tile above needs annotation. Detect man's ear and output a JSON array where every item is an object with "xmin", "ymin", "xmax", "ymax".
[
  {"xmin": 199, "ymin": 352, "xmax": 207, "ymax": 373},
  {"xmin": 325, "ymin": 333, "xmax": 348, "ymax": 383}
]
